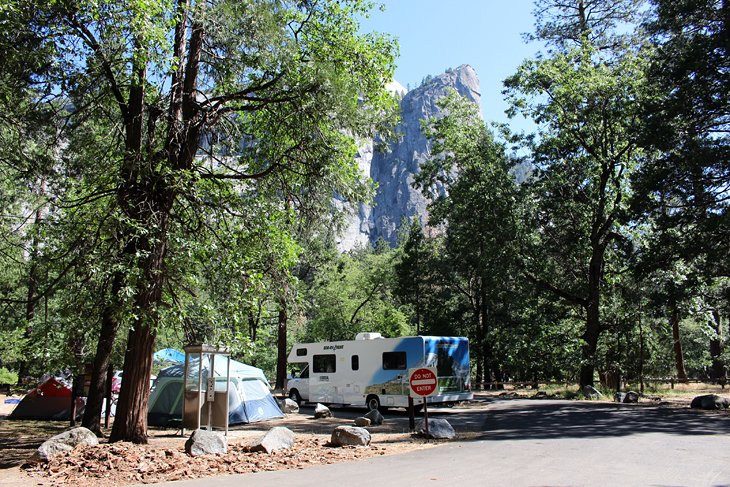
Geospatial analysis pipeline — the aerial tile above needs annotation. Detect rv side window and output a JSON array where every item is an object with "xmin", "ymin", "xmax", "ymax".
[
  {"xmin": 300, "ymin": 365, "xmax": 309, "ymax": 378},
  {"xmin": 382, "ymin": 352, "xmax": 407, "ymax": 370},
  {"xmin": 296, "ymin": 348, "xmax": 307, "ymax": 356},
  {"xmin": 351, "ymin": 355, "xmax": 359, "ymax": 371},
  {"xmin": 313, "ymin": 354, "xmax": 336, "ymax": 373}
]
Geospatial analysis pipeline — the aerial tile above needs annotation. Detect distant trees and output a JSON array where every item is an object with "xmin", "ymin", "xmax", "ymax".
[
  {"xmin": 633, "ymin": 0, "xmax": 730, "ymax": 381},
  {"xmin": 416, "ymin": 91, "xmax": 521, "ymax": 386},
  {"xmin": 291, "ymin": 0, "xmax": 728, "ymax": 390}
]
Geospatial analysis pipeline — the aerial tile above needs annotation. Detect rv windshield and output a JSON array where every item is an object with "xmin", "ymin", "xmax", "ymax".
[{"xmin": 290, "ymin": 364, "xmax": 309, "ymax": 378}]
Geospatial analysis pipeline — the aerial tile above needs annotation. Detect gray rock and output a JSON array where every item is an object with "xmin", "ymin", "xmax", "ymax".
[
  {"xmin": 30, "ymin": 427, "xmax": 99, "ymax": 463},
  {"xmin": 583, "ymin": 385, "xmax": 602, "ymax": 399},
  {"xmin": 338, "ymin": 65, "xmax": 482, "ymax": 250},
  {"xmin": 330, "ymin": 426, "xmax": 371, "ymax": 447},
  {"xmin": 364, "ymin": 408, "xmax": 384, "ymax": 426},
  {"xmin": 690, "ymin": 394, "xmax": 730, "ymax": 410},
  {"xmin": 250, "ymin": 427, "xmax": 295, "ymax": 454},
  {"xmin": 417, "ymin": 418, "xmax": 455, "ymax": 440},
  {"xmin": 314, "ymin": 403, "xmax": 332, "ymax": 419},
  {"xmin": 185, "ymin": 429, "xmax": 227, "ymax": 457},
  {"xmin": 283, "ymin": 398, "xmax": 299, "ymax": 414},
  {"xmin": 354, "ymin": 417, "xmax": 371, "ymax": 427},
  {"xmin": 623, "ymin": 391, "xmax": 640, "ymax": 403}
]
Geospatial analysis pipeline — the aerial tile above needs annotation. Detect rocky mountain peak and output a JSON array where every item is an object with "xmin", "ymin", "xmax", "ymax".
[{"xmin": 336, "ymin": 65, "xmax": 482, "ymax": 250}]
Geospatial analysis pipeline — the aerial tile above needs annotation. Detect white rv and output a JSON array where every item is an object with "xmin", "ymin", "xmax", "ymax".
[{"xmin": 286, "ymin": 333, "xmax": 472, "ymax": 411}]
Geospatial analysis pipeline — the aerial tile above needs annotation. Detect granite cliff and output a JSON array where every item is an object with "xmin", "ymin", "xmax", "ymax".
[{"xmin": 337, "ymin": 64, "xmax": 481, "ymax": 250}]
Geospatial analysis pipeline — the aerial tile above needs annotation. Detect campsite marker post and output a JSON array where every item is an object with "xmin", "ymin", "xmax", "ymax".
[{"xmin": 408, "ymin": 367, "xmax": 438, "ymax": 437}]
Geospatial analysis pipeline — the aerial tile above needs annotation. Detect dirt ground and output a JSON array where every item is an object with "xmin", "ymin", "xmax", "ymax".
[
  {"xmin": 0, "ymin": 394, "xmax": 441, "ymax": 487},
  {"xmin": 1, "ymin": 384, "xmax": 726, "ymax": 487}
]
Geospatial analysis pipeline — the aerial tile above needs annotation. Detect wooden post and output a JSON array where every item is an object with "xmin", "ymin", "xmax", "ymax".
[
  {"xmin": 408, "ymin": 396, "xmax": 415, "ymax": 432},
  {"xmin": 423, "ymin": 398, "xmax": 429, "ymax": 438}
]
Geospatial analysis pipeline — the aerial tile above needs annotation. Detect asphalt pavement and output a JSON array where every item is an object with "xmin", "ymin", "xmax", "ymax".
[{"xmin": 145, "ymin": 399, "xmax": 730, "ymax": 487}]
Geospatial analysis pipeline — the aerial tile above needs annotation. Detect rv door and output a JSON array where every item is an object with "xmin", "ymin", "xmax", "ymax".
[
  {"xmin": 287, "ymin": 364, "xmax": 310, "ymax": 404},
  {"xmin": 310, "ymin": 353, "xmax": 337, "ymax": 403}
]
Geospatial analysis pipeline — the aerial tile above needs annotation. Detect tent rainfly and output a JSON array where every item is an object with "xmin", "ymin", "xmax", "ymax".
[
  {"xmin": 147, "ymin": 358, "xmax": 283, "ymax": 427},
  {"xmin": 152, "ymin": 348, "xmax": 185, "ymax": 364},
  {"xmin": 8, "ymin": 377, "xmax": 84, "ymax": 420}
]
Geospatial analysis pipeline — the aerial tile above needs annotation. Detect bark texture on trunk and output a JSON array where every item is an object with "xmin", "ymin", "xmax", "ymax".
[
  {"xmin": 83, "ymin": 273, "xmax": 124, "ymax": 434},
  {"xmin": 275, "ymin": 294, "xmax": 288, "ymax": 391},
  {"xmin": 579, "ymin": 238, "xmax": 605, "ymax": 388},
  {"xmin": 709, "ymin": 310, "xmax": 725, "ymax": 381},
  {"xmin": 110, "ymin": 324, "xmax": 156, "ymax": 443},
  {"xmin": 671, "ymin": 303, "xmax": 688, "ymax": 381}
]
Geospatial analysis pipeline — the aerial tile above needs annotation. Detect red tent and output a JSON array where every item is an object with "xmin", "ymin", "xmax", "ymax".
[{"xmin": 8, "ymin": 377, "xmax": 84, "ymax": 420}]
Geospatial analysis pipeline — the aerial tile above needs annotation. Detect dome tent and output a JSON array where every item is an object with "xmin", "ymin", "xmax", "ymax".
[
  {"xmin": 147, "ymin": 357, "xmax": 283, "ymax": 427},
  {"xmin": 8, "ymin": 377, "xmax": 85, "ymax": 420}
]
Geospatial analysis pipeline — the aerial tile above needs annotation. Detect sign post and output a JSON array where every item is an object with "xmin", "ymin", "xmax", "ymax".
[{"xmin": 408, "ymin": 367, "xmax": 438, "ymax": 438}]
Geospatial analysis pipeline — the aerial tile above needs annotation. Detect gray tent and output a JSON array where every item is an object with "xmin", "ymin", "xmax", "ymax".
[{"xmin": 147, "ymin": 358, "xmax": 283, "ymax": 426}]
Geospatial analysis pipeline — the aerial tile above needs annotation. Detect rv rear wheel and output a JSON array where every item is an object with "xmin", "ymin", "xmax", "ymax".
[
  {"xmin": 288, "ymin": 389, "xmax": 302, "ymax": 405},
  {"xmin": 366, "ymin": 394, "xmax": 383, "ymax": 412}
]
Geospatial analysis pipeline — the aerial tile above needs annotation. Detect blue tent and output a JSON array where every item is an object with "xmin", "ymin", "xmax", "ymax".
[
  {"xmin": 152, "ymin": 348, "xmax": 185, "ymax": 364},
  {"xmin": 147, "ymin": 358, "xmax": 283, "ymax": 427}
]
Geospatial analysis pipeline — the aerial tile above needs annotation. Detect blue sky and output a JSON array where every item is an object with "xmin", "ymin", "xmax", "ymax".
[{"xmin": 361, "ymin": 0, "xmax": 539, "ymax": 129}]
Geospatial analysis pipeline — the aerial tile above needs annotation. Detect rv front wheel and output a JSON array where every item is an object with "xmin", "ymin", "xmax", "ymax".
[{"xmin": 288, "ymin": 389, "xmax": 302, "ymax": 405}]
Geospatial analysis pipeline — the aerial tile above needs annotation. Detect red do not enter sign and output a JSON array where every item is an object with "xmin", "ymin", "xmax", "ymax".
[{"xmin": 409, "ymin": 367, "xmax": 438, "ymax": 398}]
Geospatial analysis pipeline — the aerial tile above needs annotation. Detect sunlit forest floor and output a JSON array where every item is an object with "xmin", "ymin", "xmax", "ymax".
[{"xmin": 2, "ymin": 384, "xmax": 729, "ymax": 486}]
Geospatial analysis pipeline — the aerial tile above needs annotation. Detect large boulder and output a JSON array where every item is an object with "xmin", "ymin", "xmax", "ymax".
[
  {"xmin": 583, "ymin": 385, "xmax": 602, "ymax": 400},
  {"xmin": 354, "ymin": 417, "xmax": 371, "ymax": 427},
  {"xmin": 30, "ymin": 427, "xmax": 99, "ymax": 463},
  {"xmin": 330, "ymin": 426, "xmax": 371, "ymax": 447},
  {"xmin": 282, "ymin": 398, "xmax": 299, "ymax": 414},
  {"xmin": 690, "ymin": 394, "xmax": 730, "ymax": 410},
  {"xmin": 250, "ymin": 427, "xmax": 295, "ymax": 454},
  {"xmin": 314, "ymin": 403, "xmax": 332, "ymax": 419},
  {"xmin": 185, "ymin": 429, "xmax": 227, "ymax": 457},
  {"xmin": 623, "ymin": 391, "xmax": 640, "ymax": 403},
  {"xmin": 364, "ymin": 408, "xmax": 384, "ymax": 426},
  {"xmin": 417, "ymin": 418, "xmax": 455, "ymax": 440}
]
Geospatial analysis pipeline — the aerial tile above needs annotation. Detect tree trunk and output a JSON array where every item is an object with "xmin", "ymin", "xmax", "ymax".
[
  {"xmin": 473, "ymin": 279, "xmax": 484, "ymax": 389},
  {"xmin": 709, "ymin": 309, "xmax": 725, "ymax": 381},
  {"xmin": 109, "ymin": 183, "xmax": 173, "ymax": 443},
  {"xmin": 17, "ymin": 188, "xmax": 44, "ymax": 384},
  {"xmin": 110, "ymin": 212, "xmax": 170, "ymax": 443},
  {"xmin": 670, "ymin": 302, "xmax": 688, "ymax": 381},
  {"xmin": 638, "ymin": 314, "xmax": 645, "ymax": 394},
  {"xmin": 82, "ymin": 272, "xmax": 123, "ymax": 435},
  {"xmin": 579, "ymin": 307, "xmax": 601, "ymax": 388},
  {"xmin": 275, "ymin": 293, "xmax": 288, "ymax": 391},
  {"xmin": 580, "ymin": 243, "xmax": 604, "ymax": 388},
  {"xmin": 110, "ymin": 322, "xmax": 156, "ymax": 443}
]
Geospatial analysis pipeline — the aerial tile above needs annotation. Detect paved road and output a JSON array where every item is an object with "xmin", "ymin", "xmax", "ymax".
[{"xmin": 151, "ymin": 399, "xmax": 730, "ymax": 487}]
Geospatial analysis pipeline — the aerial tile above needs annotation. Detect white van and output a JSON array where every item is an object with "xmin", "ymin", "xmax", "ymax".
[{"xmin": 286, "ymin": 333, "xmax": 472, "ymax": 411}]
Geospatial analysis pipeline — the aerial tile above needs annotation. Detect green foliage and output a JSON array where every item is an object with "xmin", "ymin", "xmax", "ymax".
[
  {"xmin": 302, "ymin": 244, "xmax": 412, "ymax": 342},
  {"xmin": 0, "ymin": 367, "xmax": 18, "ymax": 384},
  {"xmin": 633, "ymin": 0, "xmax": 729, "ymax": 283},
  {"xmin": 1, "ymin": 0, "xmax": 726, "ymax": 396}
]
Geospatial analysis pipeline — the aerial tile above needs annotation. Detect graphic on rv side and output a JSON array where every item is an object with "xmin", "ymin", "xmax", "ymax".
[{"xmin": 286, "ymin": 333, "xmax": 472, "ymax": 410}]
